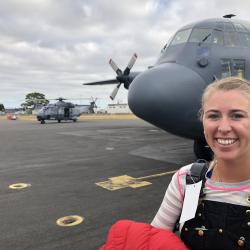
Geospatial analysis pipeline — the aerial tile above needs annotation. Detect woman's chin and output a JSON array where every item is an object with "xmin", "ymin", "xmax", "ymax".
[{"xmin": 214, "ymin": 150, "xmax": 238, "ymax": 161}]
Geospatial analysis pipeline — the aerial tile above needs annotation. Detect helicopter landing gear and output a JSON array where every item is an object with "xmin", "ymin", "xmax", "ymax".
[
  {"xmin": 57, "ymin": 120, "xmax": 61, "ymax": 123},
  {"xmin": 193, "ymin": 138, "xmax": 213, "ymax": 161},
  {"xmin": 40, "ymin": 120, "xmax": 45, "ymax": 124}
]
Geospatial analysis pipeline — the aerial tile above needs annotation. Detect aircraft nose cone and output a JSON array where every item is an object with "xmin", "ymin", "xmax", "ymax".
[{"xmin": 128, "ymin": 63, "xmax": 207, "ymax": 139}]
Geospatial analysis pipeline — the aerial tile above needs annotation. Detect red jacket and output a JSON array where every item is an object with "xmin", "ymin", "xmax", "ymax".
[{"xmin": 100, "ymin": 220, "xmax": 188, "ymax": 250}]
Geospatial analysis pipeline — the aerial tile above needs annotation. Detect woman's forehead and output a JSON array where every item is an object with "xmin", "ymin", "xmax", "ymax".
[{"xmin": 204, "ymin": 90, "xmax": 250, "ymax": 110}]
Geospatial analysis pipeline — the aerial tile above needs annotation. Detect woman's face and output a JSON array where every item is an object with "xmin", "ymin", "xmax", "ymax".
[{"xmin": 203, "ymin": 89, "xmax": 250, "ymax": 162}]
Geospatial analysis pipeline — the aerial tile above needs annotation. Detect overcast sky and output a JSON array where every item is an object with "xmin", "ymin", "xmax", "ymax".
[{"xmin": 0, "ymin": 0, "xmax": 250, "ymax": 108}]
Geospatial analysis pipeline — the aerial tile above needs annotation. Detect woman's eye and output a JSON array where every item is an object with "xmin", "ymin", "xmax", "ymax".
[
  {"xmin": 231, "ymin": 113, "xmax": 245, "ymax": 120},
  {"xmin": 207, "ymin": 114, "xmax": 219, "ymax": 120}
]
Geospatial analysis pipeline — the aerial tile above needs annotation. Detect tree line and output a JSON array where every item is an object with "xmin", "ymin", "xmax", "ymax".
[{"xmin": 0, "ymin": 92, "xmax": 49, "ymax": 112}]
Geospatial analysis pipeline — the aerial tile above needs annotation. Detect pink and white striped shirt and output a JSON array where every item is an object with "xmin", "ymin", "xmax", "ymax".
[{"xmin": 151, "ymin": 162, "xmax": 250, "ymax": 231}]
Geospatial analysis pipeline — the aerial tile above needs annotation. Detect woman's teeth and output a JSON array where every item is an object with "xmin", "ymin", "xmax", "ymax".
[{"xmin": 216, "ymin": 138, "xmax": 237, "ymax": 145}]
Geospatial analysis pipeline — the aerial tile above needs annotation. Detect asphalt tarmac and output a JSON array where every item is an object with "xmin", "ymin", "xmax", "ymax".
[{"xmin": 0, "ymin": 118, "xmax": 195, "ymax": 250}]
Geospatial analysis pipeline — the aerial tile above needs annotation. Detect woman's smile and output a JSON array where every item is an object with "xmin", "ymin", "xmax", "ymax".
[{"xmin": 215, "ymin": 138, "xmax": 238, "ymax": 146}]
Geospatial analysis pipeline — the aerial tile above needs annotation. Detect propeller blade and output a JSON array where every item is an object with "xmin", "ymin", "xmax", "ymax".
[
  {"xmin": 83, "ymin": 79, "xmax": 119, "ymax": 85},
  {"xmin": 124, "ymin": 53, "xmax": 138, "ymax": 75},
  {"xmin": 109, "ymin": 59, "xmax": 122, "ymax": 76},
  {"xmin": 110, "ymin": 83, "xmax": 121, "ymax": 100}
]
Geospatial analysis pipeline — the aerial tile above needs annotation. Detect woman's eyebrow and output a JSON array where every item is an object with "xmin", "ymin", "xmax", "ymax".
[
  {"xmin": 230, "ymin": 109, "xmax": 247, "ymax": 113},
  {"xmin": 204, "ymin": 109, "xmax": 219, "ymax": 114}
]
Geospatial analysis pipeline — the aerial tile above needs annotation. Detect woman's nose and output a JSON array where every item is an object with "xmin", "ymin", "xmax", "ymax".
[{"xmin": 218, "ymin": 118, "xmax": 232, "ymax": 133}]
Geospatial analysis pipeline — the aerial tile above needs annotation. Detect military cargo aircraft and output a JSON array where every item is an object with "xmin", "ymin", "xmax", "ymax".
[
  {"xmin": 37, "ymin": 97, "xmax": 97, "ymax": 124},
  {"xmin": 84, "ymin": 15, "xmax": 250, "ymax": 160}
]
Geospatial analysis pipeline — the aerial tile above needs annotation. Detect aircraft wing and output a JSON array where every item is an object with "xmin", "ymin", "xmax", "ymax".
[{"xmin": 83, "ymin": 79, "xmax": 119, "ymax": 85}]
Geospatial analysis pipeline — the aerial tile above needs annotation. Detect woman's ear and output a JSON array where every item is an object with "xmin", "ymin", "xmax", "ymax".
[{"xmin": 203, "ymin": 130, "xmax": 207, "ymax": 138}]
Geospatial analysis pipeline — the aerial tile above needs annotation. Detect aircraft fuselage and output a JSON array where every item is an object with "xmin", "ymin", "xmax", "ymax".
[{"xmin": 128, "ymin": 17, "xmax": 250, "ymax": 140}]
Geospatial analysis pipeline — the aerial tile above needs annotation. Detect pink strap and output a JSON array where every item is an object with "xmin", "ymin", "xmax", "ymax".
[
  {"xmin": 205, "ymin": 182, "xmax": 250, "ymax": 191},
  {"xmin": 177, "ymin": 170, "xmax": 187, "ymax": 202}
]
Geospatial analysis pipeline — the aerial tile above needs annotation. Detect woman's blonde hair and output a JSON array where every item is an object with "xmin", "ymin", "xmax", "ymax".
[{"xmin": 199, "ymin": 77, "xmax": 250, "ymax": 120}]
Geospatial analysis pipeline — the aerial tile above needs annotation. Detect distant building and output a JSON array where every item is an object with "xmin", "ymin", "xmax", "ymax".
[
  {"xmin": 96, "ymin": 108, "xmax": 107, "ymax": 114},
  {"xmin": 75, "ymin": 104, "xmax": 94, "ymax": 114},
  {"xmin": 5, "ymin": 108, "xmax": 25, "ymax": 114},
  {"xmin": 107, "ymin": 103, "xmax": 132, "ymax": 114}
]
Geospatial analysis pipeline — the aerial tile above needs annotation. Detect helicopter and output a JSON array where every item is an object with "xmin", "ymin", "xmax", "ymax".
[
  {"xmin": 36, "ymin": 97, "xmax": 97, "ymax": 124},
  {"xmin": 84, "ymin": 14, "xmax": 250, "ymax": 160}
]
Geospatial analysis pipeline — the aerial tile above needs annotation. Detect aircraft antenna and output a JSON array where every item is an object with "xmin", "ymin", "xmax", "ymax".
[{"xmin": 223, "ymin": 14, "xmax": 236, "ymax": 18}]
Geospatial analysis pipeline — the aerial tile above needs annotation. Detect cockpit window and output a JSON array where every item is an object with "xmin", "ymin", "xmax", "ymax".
[
  {"xmin": 188, "ymin": 28, "xmax": 212, "ymax": 43},
  {"xmin": 170, "ymin": 28, "xmax": 192, "ymax": 46},
  {"xmin": 212, "ymin": 29, "xmax": 224, "ymax": 45},
  {"xmin": 234, "ymin": 23, "xmax": 248, "ymax": 32},
  {"xmin": 224, "ymin": 31, "xmax": 240, "ymax": 47},
  {"xmin": 224, "ymin": 22, "xmax": 235, "ymax": 31},
  {"xmin": 238, "ymin": 32, "xmax": 250, "ymax": 47},
  {"xmin": 215, "ymin": 22, "xmax": 224, "ymax": 30},
  {"xmin": 168, "ymin": 22, "xmax": 250, "ymax": 48}
]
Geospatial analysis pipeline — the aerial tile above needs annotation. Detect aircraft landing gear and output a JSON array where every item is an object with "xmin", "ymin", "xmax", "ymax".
[
  {"xmin": 193, "ymin": 138, "xmax": 213, "ymax": 161},
  {"xmin": 41, "ymin": 120, "xmax": 45, "ymax": 124},
  {"xmin": 73, "ymin": 119, "xmax": 77, "ymax": 122},
  {"xmin": 58, "ymin": 120, "xmax": 61, "ymax": 123}
]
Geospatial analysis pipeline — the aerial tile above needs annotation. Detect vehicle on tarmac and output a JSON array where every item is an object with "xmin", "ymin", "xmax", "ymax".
[
  {"xmin": 37, "ymin": 97, "xmax": 97, "ymax": 124},
  {"xmin": 6, "ymin": 114, "xmax": 17, "ymax": 120},
  {"xmin": 84, "ymin": 14, "xmax": 250, "ymax": 160}
]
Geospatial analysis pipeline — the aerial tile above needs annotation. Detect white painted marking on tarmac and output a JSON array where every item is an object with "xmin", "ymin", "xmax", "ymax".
[{"xmin": 105, "ymin": 147, "xmax": 114, "ymax": 150}]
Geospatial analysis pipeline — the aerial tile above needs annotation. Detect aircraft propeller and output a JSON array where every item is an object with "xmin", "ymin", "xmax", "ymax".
[{"xmin": 109, "ymin": 53, "xmax": 137, "ymax": 100}]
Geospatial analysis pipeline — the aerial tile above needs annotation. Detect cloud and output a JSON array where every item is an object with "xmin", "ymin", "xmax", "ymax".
[{"xmin": 0, "ymin": 0, "xmax": 249, "ymax": 107}]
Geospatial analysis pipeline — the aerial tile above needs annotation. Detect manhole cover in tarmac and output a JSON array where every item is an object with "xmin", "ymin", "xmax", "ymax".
[
  {"xmin": 9, "ymin": 183, "xmax": 31, "ymax": 189},
  {"xmin": 56, "ymin": 215, "xmax": 84, "ymax": 227}
]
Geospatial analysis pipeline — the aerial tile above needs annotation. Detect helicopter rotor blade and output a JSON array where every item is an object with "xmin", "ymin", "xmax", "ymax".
[
  {"xmin": 124, "ymin": 53, "xmax": 138, "ymax": 75},
  {"xmin": 110, "ymin": 83, "xmax": 122, "ymax": 100},
  {"xmin": 109, "ymin": 59, "xmax": 122, "ymax": 76}
]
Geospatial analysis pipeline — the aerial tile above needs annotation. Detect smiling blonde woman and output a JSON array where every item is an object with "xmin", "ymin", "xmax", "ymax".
[{"xmin": 151, "ymin": 77, "xmax": 250, "ymax": 250}]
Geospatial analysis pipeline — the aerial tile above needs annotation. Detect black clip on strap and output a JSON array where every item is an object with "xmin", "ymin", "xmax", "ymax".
[{"xmin": 186, "ymin": 159, "xmax": 208, "ymax": 197}]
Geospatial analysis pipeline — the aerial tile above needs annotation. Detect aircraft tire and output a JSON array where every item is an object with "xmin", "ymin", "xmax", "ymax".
[
  {"xmin": 73, "ymin": 119, "xmax": 77, "ymax": 122},
  {"xmin": 58, "ymin": 120, "xmax": 61, "ymax": 123},
  {"xmin": 41, "ymin": 120, "xmax": 45, "ymax": 124},
  {"xmin": 193, "ymin": 139, "xmax": 213, "ymax": 161}
]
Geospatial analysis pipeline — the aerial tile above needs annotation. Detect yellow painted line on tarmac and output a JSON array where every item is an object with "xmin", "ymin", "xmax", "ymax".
[
  {"xmin": 56, "ymin": 215, "xmax": 84, "ymax": 227},
  {"xmin": 96, "ymin": 170, "xmax": 177, "ymax": 191},
  {"xmin": 136, "ymin": 170, "xmax": 177, "ymax": 181},
  {"xmin": 79, "ymin": 114, "xmax": 138, "ymax": 121},
  {"xmin": 96, "ymin": 175, "xmax": 151, "ymax": 190}
]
